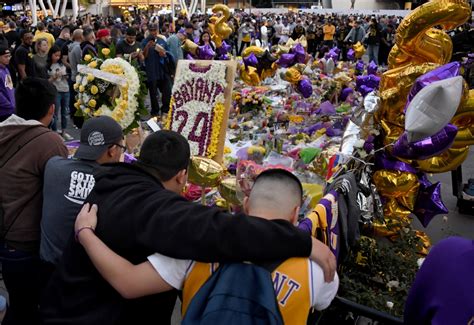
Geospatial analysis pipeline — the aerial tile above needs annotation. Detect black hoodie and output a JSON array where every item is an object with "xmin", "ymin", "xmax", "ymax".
[{"xmin": 41, "ymin": 163, "xmax": 312, "ymax": 324}]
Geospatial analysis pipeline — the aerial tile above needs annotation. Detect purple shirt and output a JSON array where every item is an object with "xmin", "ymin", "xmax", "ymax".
[
  {"xmin": 0, "ymin": 65, "xmax": 15, "ymax": 117},
  {"xmin": 404, "ymin": 237, "xmax": 474, "ymax": 324}
]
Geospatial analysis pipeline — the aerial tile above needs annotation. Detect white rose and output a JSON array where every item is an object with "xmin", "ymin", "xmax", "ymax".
[{"xmin": 386, "ymin": 301, "xmax": 394, "ymax": 309}]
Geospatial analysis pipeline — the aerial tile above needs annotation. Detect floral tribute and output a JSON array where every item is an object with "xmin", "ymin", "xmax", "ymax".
[
  {"xmin": 73, "ymin": 48, "xmax": 148, "ymax": 133},
  {"xmin": 166, "ymin": 61, "xmax": 228, "ymax": 159}
]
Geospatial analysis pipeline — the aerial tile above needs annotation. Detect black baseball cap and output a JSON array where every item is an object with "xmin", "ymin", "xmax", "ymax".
[
  {"xmin": 0, "ymin": 46, "xmax": 10, "ymax": 56},
  {"xmin": 75, "ymin": 116, "xmax": 123, "ymax": 161}
]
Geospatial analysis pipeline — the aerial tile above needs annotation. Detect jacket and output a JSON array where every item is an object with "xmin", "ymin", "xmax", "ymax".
[
  {"xmin": 41, "ymin": 163, "xmax": 311, "ymax": 324},
  {"xmin": 0, "ymin": 115, "xmax": 67, "ymax": 252},
  {"xmin": 0, "ymin": 65, "xmax": 14, "ymax": 117}
]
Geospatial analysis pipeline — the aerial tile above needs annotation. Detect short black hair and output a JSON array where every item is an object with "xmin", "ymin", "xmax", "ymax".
[
  {"xmin": 126, "ymin": 27, "xmax": 137, "ymax": 36},
  {"xmin": 15, "ymin": 78, "xmax": 57, "ymax": 121},
  {"xmin": 83, "ymin": 27, "xmax": 94, "ymax": 37},
  {"xmin": 137, "ymin": 130, "xmax": 190, "ymax": 181},
  {"xmin": 254, "ymin": 169, "xmax": 303, "ymax": 201},
  {"xmin": 19, "ymin": 29, "xmax": 31, "ymax": 39}
]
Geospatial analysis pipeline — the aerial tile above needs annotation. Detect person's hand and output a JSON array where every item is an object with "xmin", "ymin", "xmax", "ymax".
[
  {"xmin": 146, "ymin": 39, "xmax": 156, "ymax": 48},
  {"xmin": 75, "ymin": 203, "xmax": 98, "ymax": 232},
  {"xmin": 310, "ymin": 237, "xmax": 337, "ymax": 283}
]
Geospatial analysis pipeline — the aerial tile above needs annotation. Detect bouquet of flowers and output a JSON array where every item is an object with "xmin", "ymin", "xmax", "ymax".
[{"xmin": 73, "ymin": 47, "xmax": 148, "ymax": 133}]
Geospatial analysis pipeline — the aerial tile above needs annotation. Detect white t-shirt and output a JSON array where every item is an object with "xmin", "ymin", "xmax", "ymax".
[{"xmin": 147, "ymin": 253, "xmax": 339, "ymax": 311}]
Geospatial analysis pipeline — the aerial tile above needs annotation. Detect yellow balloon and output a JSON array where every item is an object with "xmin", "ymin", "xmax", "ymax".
[
  {"xmin": 182, "ymin": 39, "xmax": 198, "ymax": 56},
  {"xmin": 396, "ymin": 183, "xmax": 420, "ymax": 211},
  {"xmin": 371, "ymin": 212, "xmax": 411, "ymax": 237},
  {"xmin": 211, "ymin": 4, "xmax": 232, "ymax": 48},
  {"xmin": 242, "ymin": 46, "xmax": 265, "ymax": 58},
  {"xmin": 380, "ymin": 120, "xmax": 404, "ymax": 147},
  {"xmin": 373, "ymin": 170, "xmax": 419, "ymax": 198},
  {"xmin": 353, "ymin": 42, "xmax": 365, "ymax": 59},
  {"xmin": 450, "ymin": 111, "xmax": 474, "ymax": 147},
  {"xmin": 188, "ymin": 156, "xmax": 224, "ymax": 187},
  {"xmin": 416, "ymin": 146, "xmax": 469, "ymax": 173},
  {"xmin": 415, "ymin": 28, "xmax": 453, "ymax": 65},
  {"xmin": 415, "ymin": 230, "xmax": 431, "ymax": 255},
  {"xmin": 283, "ymin": 67, "xmax": 301, "ymax": 85},
  {"xmin": 218, "ymin": 177, "xmax": 242, "ymax": 205},
  {"xmin": 240, "ymin": 66, "xmax": 261, "ymax": 87},
  {"xmin": 452, "ymin": 127, "xmax": 474, "ymax": 147},
  {"xmin": 456, "ymin": 89, "xmax": 474, "ymax": 115},
  {"xmin": 396, "ymin": 0, "xmax": 470, "ymax": 62}
]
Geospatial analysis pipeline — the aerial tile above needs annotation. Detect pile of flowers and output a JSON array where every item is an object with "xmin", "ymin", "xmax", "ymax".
[
  {"xmin": 73, "ymin": 48, "xmax": 148, "ymax": 132},
  {"xmin": 233, "ymin": 89, "xmax": 272, "ymax": 115}
]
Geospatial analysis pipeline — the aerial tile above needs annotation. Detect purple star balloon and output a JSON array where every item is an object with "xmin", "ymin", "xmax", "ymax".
[
  {"xmin": 414, "ymin": 181, "xmax": 449, "ymax": 227},
  {"xmin": 243, "ymin": 52, "xmax": 258, "ymax": 67},
  {"xmin": 367, "ymin": 60, "xmax": 378, "ymax": 75}
]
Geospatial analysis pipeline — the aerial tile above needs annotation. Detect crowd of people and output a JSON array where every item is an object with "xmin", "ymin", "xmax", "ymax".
[
  {"xmin": 0, "ymin": 10, "xmax": 408, "ymax": 123},
  {"xmin": 0, "ymin": 7, "xmax": 472, "ymax": 325}
]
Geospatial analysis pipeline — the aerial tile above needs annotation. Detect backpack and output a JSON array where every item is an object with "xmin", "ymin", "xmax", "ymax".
[{"xmin": 182, "ymin": 262, "xmax": 284, "ymax": 325}]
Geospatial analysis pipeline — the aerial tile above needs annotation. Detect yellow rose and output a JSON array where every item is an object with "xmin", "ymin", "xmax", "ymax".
[
  {"xmin": 73, "ymin": 83, "xmax": 79, "ymax": 90},
  {"xmin": 79, "ymin": 85, "xmax": 85, "ymax": 92},
  {"xmin": 101, "ymin": 48, "xmax": 110, "ymax": 56},
  {"xmin": 74, "ymin": 102, "xmax": 80, "ymax": 109},
  {"xmin": 84, "ymin": 54, "xmax": 92, "ymax": 62},
  {"xmin": 84, "ymin": 108, "xmax": 91, "ymax": 114},
  {"xmin": 88, "ymin": 61, "xmax": 97, "ymax": 68},
  {"xmin": 90, "ymin": 85, "xmax": 99, "ymax": 95},
  {"xmin": 87, "ymin": 74, "xmax": 95, "ymax": 82},
  {"xmin": 89, "ymin": 99, "xmax": 97, "ymax": 108}
]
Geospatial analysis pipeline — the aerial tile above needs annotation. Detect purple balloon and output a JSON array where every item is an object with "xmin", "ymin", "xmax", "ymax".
[
  {"xmin": 326, "ymin": 126, "xmax": 343, "ymax": 137},
  {"xmin": 356, "ymin": 74, "xmax": 380, "ymax": 90},
  {"xmin": 340, "ymin": 87, "xmax": 354, "ymax": 101},
  {"xmin": 355, "ymin": 60, "xmax": 365, "ymax": 73},
  {"xmin": 375, "ymin": 152, "xmax": 418, "ymax": 174},
  {"xmin": 418, "ymin": 173, "xmax": 432, "ymax": 188},
  {"xmin": 302, "ymin": 122, "xmax": 324, "ymax": 135},
  {"xmin": 292, "ymin": 43, "xmax": 306, "ymax": 64},
  {"xmin": 277, "ymin": 53, "xmax": 296, "ymax": 68},
  {"xmin": 404, "ymin": 62, "xmax": 461, "ymax": 113},
  {"xmin": 367, "ymin": 61, "xmax": 378, "ymax": 75},
  {"xmin": 414, "ymin": 181, "xmax": 448, "ymax": 227},
  {"xmin": 358, "ymin": 85, "xmax": 374, "ymax": 97},
  {"xmin": 331, "ymin": 46, "xmax": 341, "ymax": 55},
  {"xmin": 197, "ymin": 44, "xmax": 215, "ymax": 60},
  {"xmin": 393, "ymin": 124, "xmax": 458, "ymax": 160},
  {"xmin": 124, "ymin": 153, "xmax": 137, "ymax": 164},
  {"xmin": 347, "ymin": 48, "xmax": 355, "ymax": 61},
  {"xmin": 243, "ymin": 52, "xmax": 258, "ymax": 67},
  {"xmin": 325, "ymin": 49, "xmax": 338, "ymax": 62},
  {"xmin": 217, "ymin": 54, "xmax": 230, "ymax": 60},
  {"xmin": 317, "ymin": 100, "xmax": 336, "ymax": 115},
  {"xmin": 297, "ymin": 78, "xmax": 313, "ymax": 98},
  {"xmin": 217, "ymin": 41, "xmax": 231, "ymax": 55}
]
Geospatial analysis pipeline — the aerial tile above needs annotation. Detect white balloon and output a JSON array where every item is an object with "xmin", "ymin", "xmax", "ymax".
[
  {"xmin": 325, "ymin": 58, "xmax": 335, "ymax": 75},
  {"xmin": 405, "ymin": 76, "xmax": 463, "ymax": 143}
]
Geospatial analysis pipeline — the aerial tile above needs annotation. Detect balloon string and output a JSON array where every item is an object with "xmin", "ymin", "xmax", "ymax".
[{"xmin": 373, "ymin": 142, "xmax": 395, "ymax": 153}]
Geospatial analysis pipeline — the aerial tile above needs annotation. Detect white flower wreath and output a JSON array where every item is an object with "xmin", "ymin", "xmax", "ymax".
[{"xmin": 76, "ymin": 58, "xmax": 140, "ymax": 130}]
